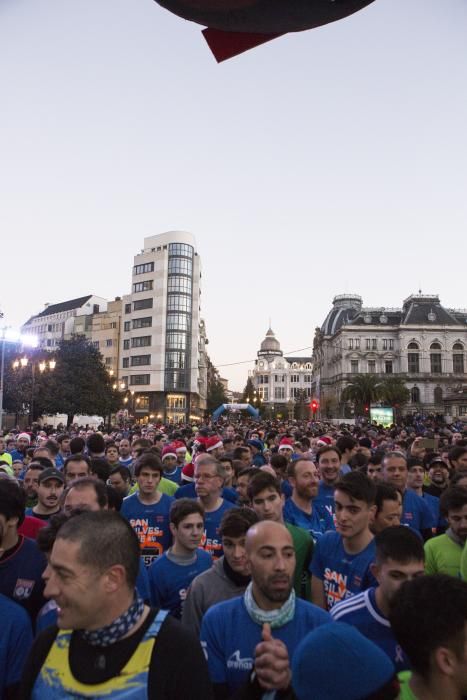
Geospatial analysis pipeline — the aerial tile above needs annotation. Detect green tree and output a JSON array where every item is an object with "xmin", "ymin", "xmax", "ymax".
[
  {"xmin": 35, "ymin": 335, "xmax": 121, "ymax": 427},
  {"xmin": 379, "ymin": 376, "xmax": 410, "ymax": 418},
  {"xmin": 242, "ymin": 377, "xmax": 256, "ymax": 403},
  {"xmin": 3, "ymin": 345, "xmax": 53, "ymax": 422},
  {"xmin": 341, "ymin": 374, "xmax": 382, "ymax": 416},
  {"xmin": 206, "ymin": 355, "xmax": 227, "ymax": 413}
]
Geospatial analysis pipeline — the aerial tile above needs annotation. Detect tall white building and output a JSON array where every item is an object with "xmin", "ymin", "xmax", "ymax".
[
  {"xmin": 313, "ymin": 293, "xmax": 467, "ymax": 417},
  {"xmin": 120, "ymin": 231, "xmax": 207, "ymax": 423}
]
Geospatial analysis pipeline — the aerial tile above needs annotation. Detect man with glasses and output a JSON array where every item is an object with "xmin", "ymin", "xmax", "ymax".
[{"xmin": 194, "ymin": 455, "xmax": 236, "ymax": 560}]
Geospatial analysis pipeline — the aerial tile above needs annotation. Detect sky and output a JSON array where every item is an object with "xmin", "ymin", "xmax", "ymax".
[{"xmin": 1, "ymin": 0, "xmax": 466, "ymax": 391}]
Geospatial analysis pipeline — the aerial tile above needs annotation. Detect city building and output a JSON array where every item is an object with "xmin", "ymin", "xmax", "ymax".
[
  {"xmin": 120, "ymin": 230, "xmax": 207, "ymax": 423},
  {"xmin": 22, "ymin": 295, "xmax": 108, "ymax": 349},
  {"xmin": 250, "ymin": 328, "xmax": 313, "ymax": 418},
  {"xmin": 313, "ymin": 293, "xmax": 467, "ymax": 418},
  {"xmin": 72, "ymin": 298, "xmax": 123, "ymax": 378}
]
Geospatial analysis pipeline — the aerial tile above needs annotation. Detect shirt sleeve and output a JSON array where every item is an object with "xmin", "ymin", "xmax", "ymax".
[
  {"xmin": 6, "ymin": 609, "xmax": 34, "ymax": 688},
  {"xmin": 200, "ymin": 609, "xmax": 228, "ymax": 685},
  {"xmin": 423, "ymin": 540, "xmax": 437, "ymax": 575},
  {"xmin": 420, "ymin": 498, "xmax": 436, "ymax": 529},
  {"xmin": 309, "ymin": 536, "xmax": 324, "ymax": 578}
]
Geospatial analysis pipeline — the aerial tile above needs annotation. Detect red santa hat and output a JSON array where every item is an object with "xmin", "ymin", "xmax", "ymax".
[
  {"xmin": 206, "ymin": 436, "xmax": 223, "ymax": 452},
  {"xmin": 162, "ymin": 444, "xmax": 177, "ymax": 461},
  {"xmin": 182, "ymin": 462, "xmax": 195, "ymax": 482},
  {"xmin": 278, "ymin": 437, "xmax": 294, "ymax": 451},
  {"xmin": 317, "ymin": 436, "xmax": 332, "ymax": 446},
  {"xmin": 173, "ymin": 440, "xmax": 187, "ymax": 453}
]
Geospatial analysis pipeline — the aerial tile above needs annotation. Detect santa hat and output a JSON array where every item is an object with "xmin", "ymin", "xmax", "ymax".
[
  {"xmin": 17, "ymin": 432, "xmax": 31, "ymax": 444},
  {"xmin": 174, "ymin": 440, "xmax": 187, "ymax": 453},
  {"xmin": 317, "ymin": 436, "xmax": 332, "ymax": 446},
  {"xmin": 278, "ymin": 437, "xmax": 294, "ymax": 451},
  {"xmin": 162, "ymin": 444, "xmax": 177, "ymax": 461},
  {"xmin": 182, "ymin": 462, "xmax": 195, "ymax": 482},
  {"xmin": 206, "ymin": 436, "xmax": 223, "ymax": 452}
]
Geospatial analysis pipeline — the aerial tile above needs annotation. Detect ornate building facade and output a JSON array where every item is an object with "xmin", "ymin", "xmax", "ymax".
[
  {"xmin": 313, "ymin": 293, "xmax": 467, "ymax": 419},
  {"xmin": 250, "ymin": 328, "xmax": 313, "ymax": 418}
]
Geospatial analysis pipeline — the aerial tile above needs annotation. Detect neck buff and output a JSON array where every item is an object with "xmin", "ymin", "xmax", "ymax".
[
  {"xmin": 244, "ymin": 582, "xmax": 295, "ymax": 630},
  {"xmin": 223, "ymin": 556, "xmax": 251, "ymax": 587},
  {"xmin": 80, "ymin": 592, "xmax": 145, "ymax": 647}
]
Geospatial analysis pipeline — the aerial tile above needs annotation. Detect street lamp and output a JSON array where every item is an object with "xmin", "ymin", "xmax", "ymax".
[{"xmin": 12, "ymin": 355, "xmax": 55, "ymax": 426}]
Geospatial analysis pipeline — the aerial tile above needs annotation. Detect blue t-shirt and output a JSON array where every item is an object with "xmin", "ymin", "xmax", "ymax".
[
  {"xmin": 175, "ymin": 482, "xmax": 239, "ymax": 504},
  {"xmin": 330, "ymin": 587, "xmax": 409, "ymax": 672},
  {"xmin": 202, "ymin": 500, "xmax": 237, "ymax": 559},
  {"xmin": 401, "ymin": 489, "xmax": 436, "ymax": 534},
  {"xmin": 120, "ymin": 493, "xmax": 174, "ymax": 567},
  {"xmin": 162, "ymin": 466, "xmax": 183, "ymax": 485},
  {"xmin": 201, "ymin": 596, "xmax": 330, "ymax": 693},
  {"xmin": 281, "ymin": 480, "xmax": 293, "ymax": 499},
  {"xmin": 148, "ymin": 548, "xmax": 212, "ymax": 618},
  {"xmin": 0, "ymin": 535, "xmax": 47, "ymax": 622},
  {"xmin": 0, "ymin": 593, "xmax": 33, "ymax": 694},
  {"xmin": 283, "ymin": 498, "xmax": 334, "ymax": 543},
  {"xmin": 310, "ymin": 531, "xmax": 377, "ymax": 610},
  {"xmin": 313, "ymin": 481, "xmax": 338, "ymax": 520}
]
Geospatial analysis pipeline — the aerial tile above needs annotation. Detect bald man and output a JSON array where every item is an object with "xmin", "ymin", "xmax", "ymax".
[{"xmin": 200, "ymin": 521, "xmax": 330, "ymax": 698}]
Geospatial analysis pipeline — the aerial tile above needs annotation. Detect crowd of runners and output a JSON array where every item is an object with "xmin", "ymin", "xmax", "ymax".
[{"xmin": 1, "ymin": 415, "xmax": 467, "ymax": 699}]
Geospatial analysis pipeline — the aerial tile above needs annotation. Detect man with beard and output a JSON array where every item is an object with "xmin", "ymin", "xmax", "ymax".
[
  {"xmin": 283, "ymin": 459, "xmax": 334, "ymax": 542},
  {"xmin": 424, "ymin": 455, "xmax": 450, "ymax": 498},
  {"xmin": 313, "ymin": 445, "xmax": 342, "ymax": 520},
  {"xmin": 200, "ymin": 521, "xmax": 330, "ymax": 697},
  {"xmin": 424, "ymin": 486, "xmax": 467, "ymax": 577},
  {"xmin": 25, "ymin": 469, "xmax": 64, "ymax": 521}
]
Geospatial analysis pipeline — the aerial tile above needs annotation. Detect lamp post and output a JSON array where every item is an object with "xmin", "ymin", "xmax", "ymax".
[{"xmin": 12, "ymin": 356, "xmax": 56, "ymax": 426}]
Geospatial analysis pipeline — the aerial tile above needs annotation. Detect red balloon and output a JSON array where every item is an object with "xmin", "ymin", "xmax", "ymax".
[{"xmin": 155, "ymin": 0, "xmax": 377, "ymax": 34}]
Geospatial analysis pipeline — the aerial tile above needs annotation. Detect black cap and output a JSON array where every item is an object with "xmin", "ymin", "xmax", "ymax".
[{"xmin": 38, "ymin": 468, "xmax": 65, "ymax": 485}]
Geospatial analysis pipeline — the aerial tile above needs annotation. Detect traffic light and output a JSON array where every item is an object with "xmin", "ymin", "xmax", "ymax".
[
  {"xmin": 365, "ymin": 405, "xmax": 369, "ymax": 413},
  {"xmin": 311, "ymin": 400, "xmax": 318, "ymax": 414}
]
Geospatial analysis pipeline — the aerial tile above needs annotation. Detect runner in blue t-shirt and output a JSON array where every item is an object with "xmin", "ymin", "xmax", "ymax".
[
  {"xmin": 201, "ymin": 520, "xmax": 330, "ymax": 695},
  {"xmin": 0, "ymin": 593, "xmax": 33, "ymax": 698},
  {"xmin": 148, "ymin": 499, "xmax": 212, "ymax": 618},
  {"xmin": 311, "ymin": 471, "xmax": 377, "ymax": 610},
  {"xmin": 313, "ymin": 446, "xmax": 342, "ymax": 521},
  {"xmin": 194, "ymin": 455, "xmax": 237, "ymax": 559},
  {"xmin": 282, "ymin": 458, "xmax": 334, "ymax": 542},
  {"xmin": 382, "ymin": 453, "xmax": 435, "ymax": 538},
  {"xmin": 161, "ymin": 444, "xmax": 184, "ymax": 485},
  {"xmin": 331, "ymin": 525, "xmax": 425, "ymax": 672},
  {"xmin": 120, "ymin": 453, "xmax": 173, "ymax": 567}
]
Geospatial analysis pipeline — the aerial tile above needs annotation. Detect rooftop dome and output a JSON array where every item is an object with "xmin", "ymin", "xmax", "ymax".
[
  {"xmin": 321, "ymin": 294, "xmax": 362, "ymax": 336},
  {"xmin": 258, "ymin": 327, "xmax": 283, "ymax": 357}
]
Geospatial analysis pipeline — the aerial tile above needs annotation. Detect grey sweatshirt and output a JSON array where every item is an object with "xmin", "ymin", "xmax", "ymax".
[{"xmin": 181, "ymin": 556, "xmax": 247, "ymax": 637}]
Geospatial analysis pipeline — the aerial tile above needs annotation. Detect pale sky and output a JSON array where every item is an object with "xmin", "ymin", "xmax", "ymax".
[{"xmin": 1, "ymin": 0, "xmax": 466, "ymax": 391}]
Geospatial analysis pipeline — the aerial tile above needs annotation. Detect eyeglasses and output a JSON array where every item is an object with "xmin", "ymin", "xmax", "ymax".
[{"xmin": 194, "ymin": 473, "xmax": 219, "ymax": 481}]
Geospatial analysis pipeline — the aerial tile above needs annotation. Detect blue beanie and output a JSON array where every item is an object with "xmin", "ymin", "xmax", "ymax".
[
  {"xmin": 292, "ymin": 622, "xmax": 395, "ymax": 700},
  {"xmin": 247, "ymin": 439, "xmax": 263, "ymax": 451}
]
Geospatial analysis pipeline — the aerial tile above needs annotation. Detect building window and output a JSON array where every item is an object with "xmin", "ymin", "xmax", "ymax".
[
  {"xmin": 274, "ymin": 375, "xmax": 285, "ymax": 383},
  {"xmin": 167, "ymin": 295, "xmax": 192, "ymax": 312},
  {"xmin": 366, "ymin": 339, "xmax": 371, "ymax": 350},
  {"xmin": 92, "ymin": 341, "xmax": 99, "ymax": 349},
  {"xmin": 453, "ymin": 353, "xmax": 464, "ymax": 374},
  {"xmin": 132, "ymin": 317, "xmax": 152, "ymax": 329},
  {"xmin": 351, "ymin": 360, "xmax": 359, "ymax": 373},
  {"xmin": 125, "ymin": 304, "xmax": 131, "ymax": 314},
  {"xmin": 123, "ymin": 340, "xmax": 130, "ymax": 350},
  {"xmin": 372, "ymin": 339, "xmax": 377, "ymax": 350},
  {"xmin": 134, "ymin": 262, "xmax": 154, "ymax": 275},
  {"xmin": 259, "ymin": 387, "xmax": 269, "ymax": 401},
  {"xmin": 129, "ymin": 374, "xmax": 150, "ymax": 385},
  {"xmin": 168, "ymin": 276, "xmax": 192, "ymax": 294},
  {"xmin": 166, "ymin": 352, "xmax": 186, "ymax": 369},
  {"xmin": 169, "ymin": 243, "xmax": 193, "ymax": 257},
  {"xmin": 123, "ymin": 358, "xmax": 129, "ymax": 368},
  {"xmin": 385, "ymin": 361, "xmax": 393, "ymax": 374},
  {"xmin": 389, "ymin": 339, "xmax": 394, "ymax": 350},
  {"xmin": 274, "ymin": 387, "xmax": 285, "ymax": 400},
  {"xmin": 131, "ymin": 336, "xmax": 151, "ymax": 348},
  {"xmin": 348, "ymin": 339, "xmax": 354, "ymax": 350},
  {"xmin": 134, "ymin": 298, "xmax": 153, "ymax": 311},
  {"xmin": 133, "ymin": 280, "xmax": 153, "ymax": 293},
  {"xmin": 165, "ymin": 371, "xmax": 187, "ymax": 390},
  {"xmin": 124, "ymin": 321, "xmax": 131, "ymax": 332},
  {"xmin": 131, "ymin": 355, "xmax": 151, "ymax": 366},
  {"xmin": 106, "ymin": 339, "xmax": 113, "ymax": 347},
  {"xmin": 105, "ymin": 357, "xmax": 111, "ymax": 365},
  {"xmin": 291, "ymin": 387, "xmax": 302, "ymax": 398},
  {"xmin": 430, "ymin": 353, "xmax": 442, "ymax": 374},
  {"xmin": 167, "ymin": 313, "xmax": 189, "ymax": 331},
  {"xmin": 355, "ymin": 338, "xmax": 360, "ymax": 349},
  {"xmin": 257, "ymin": 375, "xmax": 269, "ymax": 384},
  {"xmin": 168, "ymin": 258, "xmax": 193, "ymax": 275},
  {"xmin": 304, "ymin": 375, "xmax": 312, "ymax": 382},
  {"xmin": 408, "ymin": 344, "xmax": 420, "ymax": 373},
  {"xmin": 382, "ymin": 339, "xmax": 388, "ymax": 350},
  {"xmin": 410, "ymin": 386, "xmax": 420, "ymax": 403},
  {"xmin": 368, "ymin": 360, "xmax": 376, "ymax": 373},
  {"xmin": 166, "ymin": 394, "xmax": 187, "ymax": 409},
  {"xmin": 434, "ymin": 386, "xmax": 443, "ymax": 404},
  {"xmin": 166, "ymin": 333, "xmax": 187, "ymax": 351},
  {"xmin": 290, "ymin": 375, "xmax": 300, "ymax": 383}
]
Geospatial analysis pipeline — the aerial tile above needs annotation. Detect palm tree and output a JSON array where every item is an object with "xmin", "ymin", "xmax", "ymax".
[
  {"xmin": 341, "ymin": 374, "xmax": 382, "ymax": 415},
  {"xmin": 378, "ymin": 376, "xmax": 410, "ymax": 420}
]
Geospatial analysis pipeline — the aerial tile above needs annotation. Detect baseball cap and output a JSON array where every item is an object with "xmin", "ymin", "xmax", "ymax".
[{"xmin": 38, "ymin": 468, "xmax": 65, "ymax": 485}]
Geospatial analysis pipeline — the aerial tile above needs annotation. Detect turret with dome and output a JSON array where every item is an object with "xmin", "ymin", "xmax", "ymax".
[{"xmin": 258, "ymin": 327, "xmax": 283, "ymax": 359}]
